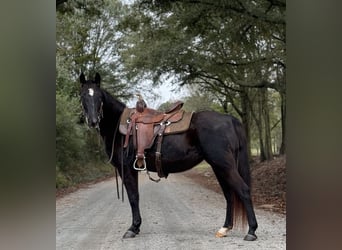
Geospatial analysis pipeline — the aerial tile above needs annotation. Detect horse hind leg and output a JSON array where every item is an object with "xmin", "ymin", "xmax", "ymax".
[
  {"xmin": 210, "ymin": 155, "xmax": 258, "ymax": 240},
  {"xmin": 211, "ymin": 170, "xmax": 234, "ymax": 238},
  {"xmin": 227, "ymin": 167, "xmax": 258, "ymax": 240}
]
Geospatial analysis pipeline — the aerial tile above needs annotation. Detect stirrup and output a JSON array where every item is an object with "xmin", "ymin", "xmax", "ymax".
[{"xmin": 133, "ymin": 156, "xmax": 147, "ymax": 171}]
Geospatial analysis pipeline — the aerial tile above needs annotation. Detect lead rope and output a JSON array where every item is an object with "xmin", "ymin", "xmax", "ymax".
[
  {"xmin": 106, "ymin": 121, "xmax": 120, "ymax": 164},
  {"xmin": 114, "ymin": 167, "xmax": 120, "ymax": 200},
  {"xmin": 113, "ymin": 136, "xmax": 125, "ymax": 202},
  {"xmin": 106, "ymin": 121, "xmax": 123, "ymax": 201},
  {"xmin": 121, "ymin": 136, "xmax": 124, "ymax": 202}
]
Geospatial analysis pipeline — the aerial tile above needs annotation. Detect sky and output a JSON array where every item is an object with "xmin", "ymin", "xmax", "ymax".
[
  {"xmin": 126, "ymin": 78, "xmax": 189, "ymax": 109},
  {"xmin": 118, "ymin": 0, "xmax": 191, "ymax": 109}
]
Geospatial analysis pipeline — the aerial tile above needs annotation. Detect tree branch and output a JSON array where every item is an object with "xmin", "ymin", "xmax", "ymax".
[{"xmin": 153, "ymin": 0, "xmax": 285, "ymax": 25}]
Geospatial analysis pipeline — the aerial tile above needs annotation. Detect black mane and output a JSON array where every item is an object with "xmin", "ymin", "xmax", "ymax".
[
  {"xmin": 98, "ymin": 88, "xmax": 126, "ymax": 153},
  {"xmin": 101, "ymin": 89, "xmax": 126, "ymax": 116}
]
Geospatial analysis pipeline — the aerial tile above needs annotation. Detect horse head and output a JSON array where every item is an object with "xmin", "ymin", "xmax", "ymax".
[{"xmin": 79, "ymin": 72, "xmax": 103, "ymax": 129}]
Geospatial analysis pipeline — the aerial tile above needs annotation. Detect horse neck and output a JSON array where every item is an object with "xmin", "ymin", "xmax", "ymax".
[{"xmin": 99, "ymin": 90, "xmax": 126, "ymax": 136}]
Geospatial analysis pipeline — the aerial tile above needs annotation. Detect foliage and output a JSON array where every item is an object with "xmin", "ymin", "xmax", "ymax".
[
  {"xmin": 56, "ymin": 0, "xmax": 286, "ymax": 189},
  {"xmin": 116, "ymin": 0, "xmax": 285, "ymax": 91},
  {"xmin": 57, "ymin": 0, "xmax": 133, "ymax": 99},
  {"xmin": 56, "ymin": 92, "xmax": 113, "ymax": 188},
  {"xmin": 182, "ymin": 91, "xmax": 217, "ymax": 112},
  {"xmin": 56, "ymin": 93, "xmax": 84, "ymax": 187},
  {"xmin": 56, "ymin": 0, "xmax": 127, "ymax": 188},
  {"xmin": 115, "ymin": 0, "xmax": 286, "ymax": 159},
  {"xmin": 56, "ymin": 93, "xmax": 84, "ymax": 168}
]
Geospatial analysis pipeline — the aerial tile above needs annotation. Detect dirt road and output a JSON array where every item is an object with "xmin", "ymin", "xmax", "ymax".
[{"xmin": 56, "ymin": 172, "xmax": 286, "ymax": 250}]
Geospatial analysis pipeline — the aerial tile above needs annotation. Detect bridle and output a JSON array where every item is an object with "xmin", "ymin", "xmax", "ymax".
[
  {"xmin": 97, "ymin": 101, "xmax": 104, "ymax": 125},
  {"xmin": 81, "ymin": 95, "xmax": 104, "ymax": 130}
]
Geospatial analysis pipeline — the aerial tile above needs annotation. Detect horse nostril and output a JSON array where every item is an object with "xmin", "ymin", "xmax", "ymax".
[{"xmin": 90, "ymin": 118, "xmax": 98, "ymax": 127}]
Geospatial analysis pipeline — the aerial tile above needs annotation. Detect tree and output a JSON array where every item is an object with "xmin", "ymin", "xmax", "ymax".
[
  {"xmin": 57, "ymin": 0, "xmax": 132, "ymax": 99},
  {"xmin": 115, "ymin": 0, "xmax": 285, "ymax": 160},
  {"xmin": 56, "ymin": 0, "xmax": 131, "ymax": 186},
  {"xmin": 56, "ymin": 0, "xmax": 68, "ymax": 7}
]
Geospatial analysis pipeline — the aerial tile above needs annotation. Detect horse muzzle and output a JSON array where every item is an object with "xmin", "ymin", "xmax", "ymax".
[
  {"xmin": 85, "ymin": 116, "xmax": 100, "ymax": 129},
  {"xmin": 89, "ymin": 119, "xmax": 99, "ymax": 128}
]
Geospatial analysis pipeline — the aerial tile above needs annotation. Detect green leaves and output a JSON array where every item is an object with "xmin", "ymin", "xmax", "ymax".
[
  {"xmin": 56, "ymin": 0, "xmax": 129, "ymax": 188},
  {"xmin": 115, "ymin": 0, "xmax": 286, "ymax": 157},
  {"xmin": 116, "ymin": 0, "xmax": 285, "ymax": 93}
]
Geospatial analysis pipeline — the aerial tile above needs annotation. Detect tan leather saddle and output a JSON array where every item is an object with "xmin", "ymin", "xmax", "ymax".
[{"xmin": 119, "ymin": 101, "xmax": 193, "ymax": 178}]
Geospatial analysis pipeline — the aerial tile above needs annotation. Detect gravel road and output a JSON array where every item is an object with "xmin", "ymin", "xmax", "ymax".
[{"xmin": 56, "ymin": 172, "xmax": 286, "ymax": 250}]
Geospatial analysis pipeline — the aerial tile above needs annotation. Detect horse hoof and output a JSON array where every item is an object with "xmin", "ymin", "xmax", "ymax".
[
  {"xmin": 243, "ymin": 233, "xmax": 257, "ymax": 241},
  {"xmin": 215, "ymin": 227, "xmax": 229, "ymax": 238},
  {"xmin": 123, "ymin": 230, "xmax": 137, "ymax": 239}
]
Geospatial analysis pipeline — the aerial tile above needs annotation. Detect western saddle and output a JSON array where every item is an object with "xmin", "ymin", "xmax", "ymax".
[{"xmin": 119, "ymin": 98, "xmax": 193, "ymax": 178}]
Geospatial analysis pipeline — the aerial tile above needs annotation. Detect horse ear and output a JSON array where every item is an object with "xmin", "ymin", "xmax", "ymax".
[
  {"xmin": 80, "ymin": 72, "xmax": 86, "ymax": 85},
  {"xmin": 95, "ymin": 72, "xmax": 101, "ymax": 86}
]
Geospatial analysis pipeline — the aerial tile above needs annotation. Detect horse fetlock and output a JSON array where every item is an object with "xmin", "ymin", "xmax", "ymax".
[{"xmin": 130, "ymin": 225, "xmax": 140, "ymax": 234}]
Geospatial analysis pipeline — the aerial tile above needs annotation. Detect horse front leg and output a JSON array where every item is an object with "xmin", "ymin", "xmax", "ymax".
[{"xmin": 121, "ymin": 168, "xmax": 142, "ymax": 238}]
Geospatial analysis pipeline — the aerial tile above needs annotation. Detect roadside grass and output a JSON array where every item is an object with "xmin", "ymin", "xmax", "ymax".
[
  {"xmin": 194, "ymin": 161, "xmax": 211, "ymax": 171},
  {"xmin": 56, "ymin": 163, "xmax": 114, "ymax": 189}
]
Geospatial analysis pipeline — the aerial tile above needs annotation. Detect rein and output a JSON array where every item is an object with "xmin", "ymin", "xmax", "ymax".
[
  {"xmin": 120, "ymin": 136, "xmax": 124, "ymax": 202},
  {"xmin": 105, "ymin": 113, "xmax": 125, "ymax": 202},
  {"xmin": 106, "ymin": 119, "xmax": 120, "ymax": 164}
]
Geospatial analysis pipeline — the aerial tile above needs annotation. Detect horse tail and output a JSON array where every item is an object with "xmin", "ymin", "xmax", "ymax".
[{"xmin": 231, "ymin": 117, "xmax": 251, "ymax": 229}]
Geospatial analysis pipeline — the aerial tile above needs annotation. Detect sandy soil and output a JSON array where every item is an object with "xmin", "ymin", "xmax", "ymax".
[{"xmin": 56, "ymin": 169, "xmax": 286, "ymax": 250}]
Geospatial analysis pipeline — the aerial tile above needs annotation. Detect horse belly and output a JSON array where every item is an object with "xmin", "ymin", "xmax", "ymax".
[{"xmin": 146, "ymin": 133, "xmax": 203, "ymax": 173}]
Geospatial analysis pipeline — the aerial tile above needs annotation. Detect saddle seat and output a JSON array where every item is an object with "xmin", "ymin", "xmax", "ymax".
[
  {"xmin": 134, "ymin": 101, "xmax": 184, "ymax": 123},
  {"xmin": 119, "ymin": 101, "xmax": 193, "ymax": 178}
]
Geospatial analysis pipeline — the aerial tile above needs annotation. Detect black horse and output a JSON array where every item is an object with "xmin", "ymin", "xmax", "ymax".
[{"xmin": 79, "ymin": 72, "xmax": 258, "ymax": 241}]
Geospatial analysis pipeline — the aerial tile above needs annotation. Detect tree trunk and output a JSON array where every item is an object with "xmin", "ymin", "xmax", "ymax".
[
  {"xmin": 240, "ymin": 88, "xmax": 252, "ymax": 159},
  {"xmin": 257, "ymin": 91, "xmax": 266, "ymax": 161},
  {"xmin": 261, "ymin": 88, "xmax": 273, "ymax": 160},
  {"xmin": 248, "ymin": 88, "xmax": 273, "ymax": 162},
  {"xmin": 279, "ymin": 91, "xmax": 286, "ymax": 154}
]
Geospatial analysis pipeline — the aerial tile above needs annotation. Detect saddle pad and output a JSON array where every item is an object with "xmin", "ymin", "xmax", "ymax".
[
  {"xmin": 119, "ymin": 108, "xmax": 193, "ymax": 135},
  {"xmin": 119, "ymin": 108, "xmax": 134, "ymax": 134},
  {"xmin": 164, "ymin": 111, "xmax": 193, "ymax": 134}
]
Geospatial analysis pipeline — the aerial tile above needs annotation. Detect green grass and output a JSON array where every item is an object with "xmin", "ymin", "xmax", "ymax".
[
  {"xmin": 194, "ymin": 161, "xmax": 211, "ymax": 172},
  {"xmin": 56, "ymin": 162, "xmax": 114, "ymax": 189}
]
